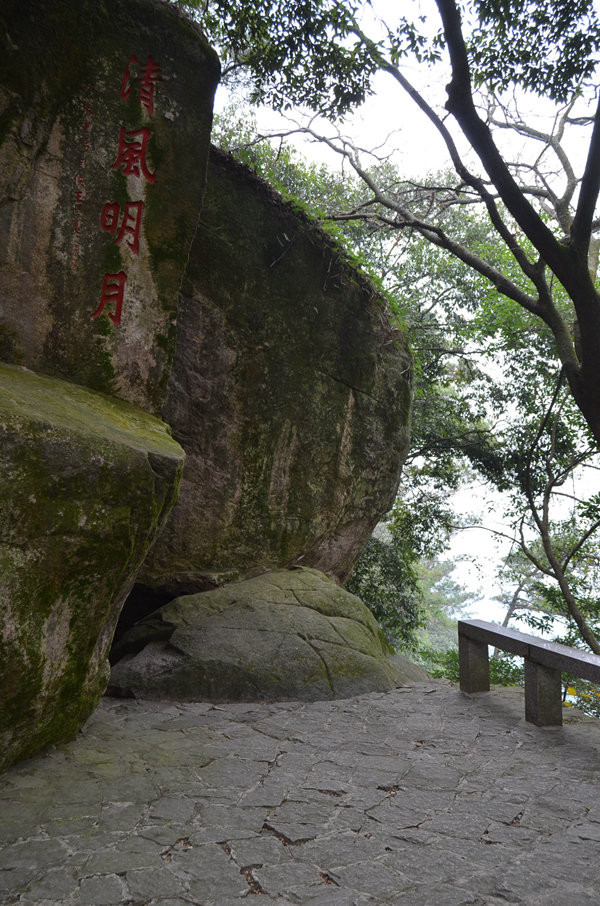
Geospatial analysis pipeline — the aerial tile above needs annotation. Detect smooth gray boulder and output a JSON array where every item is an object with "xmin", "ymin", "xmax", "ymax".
[
  {"xmin": 109, "ymin": 567, "xmax": 428, "ymax": 702},
  {"xmin": 0, "ymin": 363, "xmax": 185, "ymax": 772}
]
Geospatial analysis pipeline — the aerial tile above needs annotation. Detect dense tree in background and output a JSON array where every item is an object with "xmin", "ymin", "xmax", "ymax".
[
  {"xmin": 213, "ymin": 109, "xmax": 494, "ymax": 646},
  {"xmin": 345, "ymin": 537, "xmax": 424, "ymax": 647},
  {"xmin": 497, "ymin": 374, "xmax": 600, "ymax": 651},
  {"xmin": 213, "ymin": 109, "xmax": 502, "ymax": 480},
  {"xmin": 183, "ymin": 0, "xmax": 600, "ymax": 447},
  {"xmin": 194, "ymin": 0, "xmax": 600, "ymax": 654},
  {"xmin": 214, "ymin": 106, "xmax": 600, "ymax": 654}
]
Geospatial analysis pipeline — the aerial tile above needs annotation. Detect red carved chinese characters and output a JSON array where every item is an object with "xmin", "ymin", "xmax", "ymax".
[
  {"xmin": 100, "ymin": 201, "xmax": 146, "ymax": 255},
  {"xmin": 93, "ymin": 55, "xmax": 161, "ymax": 326},
  {"xmin": 100, "ymin": 201, "xmax": 120, "ymax": 234},
  {"xmin": 120, "ymin": 56, "xmax": 137, "ymax": 102},
  {"xmin": 139, "ymin": 56, "xmax": 163, "ymax": 115},
  {"xmin": 120, "ymin": 55, "xmax": 163, "ymax": 115},
  {"xmin": 73, "ymin": 172, "xmax": 86, "ymax": 203},
  {"xmin": 111, "ymin": 126, "xmax": 155, "ymax": 183},
  {"xmin": 91, "ymin": 271, "xmax": 127, "ymax": 326}
]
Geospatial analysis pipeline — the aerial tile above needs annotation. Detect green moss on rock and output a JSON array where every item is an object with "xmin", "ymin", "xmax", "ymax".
[
  {"xmin": 109, "ymin": 567, "xmax": 428, "ymax": 702},
  {"xmin": 0, "ymin": 363, "xmax": 185, "ymax": 772}
]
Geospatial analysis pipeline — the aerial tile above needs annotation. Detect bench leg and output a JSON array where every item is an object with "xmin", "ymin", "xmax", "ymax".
[
  {"xmin": 524, "ymin": 659, "xmax": 562, "ymax": 726},
  {"xmin": 459, "ymin": 633, "xmax": 490, "ymax": 693}
]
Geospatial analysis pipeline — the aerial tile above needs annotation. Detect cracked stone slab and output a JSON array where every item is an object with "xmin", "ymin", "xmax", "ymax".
[{"xmin": 2, "ymin": 684, "xmax": 600, "ymax": 904}]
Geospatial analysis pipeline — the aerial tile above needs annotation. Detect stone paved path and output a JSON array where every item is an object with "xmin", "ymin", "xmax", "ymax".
[{"xmin": 1, "ymin": 681, "xmax": 600, "ymax": 906}]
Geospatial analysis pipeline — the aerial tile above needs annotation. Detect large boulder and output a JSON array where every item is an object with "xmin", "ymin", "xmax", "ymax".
[
  {"xmin": 137, "ymin": 148, "xmax": 412, "ymax": 596},
  {"xmin": 1, "ymin": 0, "xmax": 416, "ymax": 756},
  {"xmin": 0, "ymin": 363, "xmax": 185, "ymax": 772},
  {"xmin": 109, "ymin": 567, "xmax": 427, "ymax": 702},
  {"xmin": 0, "ymin": 0, "xmax": 219, "ymax": 414}
]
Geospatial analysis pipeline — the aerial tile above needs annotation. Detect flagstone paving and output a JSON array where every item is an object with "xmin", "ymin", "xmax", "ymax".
[{"xmin": 1, "ymin": 681, "xmax": 600, "ymax": 905}]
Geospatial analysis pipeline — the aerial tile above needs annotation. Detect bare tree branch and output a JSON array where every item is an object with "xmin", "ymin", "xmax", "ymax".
[{"xmin": 571, "ymin": 93, "xmax": 600, "ymax": 251}]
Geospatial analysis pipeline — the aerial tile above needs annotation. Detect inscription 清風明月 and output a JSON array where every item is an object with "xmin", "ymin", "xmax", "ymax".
[{"xmin": 91, "ymin": 55, "xmax": 162, "ymax": 326}]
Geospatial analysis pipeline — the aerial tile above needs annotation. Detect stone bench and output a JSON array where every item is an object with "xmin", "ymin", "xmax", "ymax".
[{"xmin": 458, "ymin": 619, "xmax": 600, "ymax": 726}]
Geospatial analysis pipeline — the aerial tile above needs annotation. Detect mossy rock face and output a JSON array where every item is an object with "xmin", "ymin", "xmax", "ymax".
[
  {"xmin": 109, "ymin": 568, "xmax": 427, "ymax": 702},
  {"xmin": 0, "ymin": 363, "xmax": 185, "ymax": 772},
  {"xmin": 0, "ymin": 0, "xmax": 219, "ymax": 414},
  {"xmin": 139, "ymin": 148, "xmax": 412, "ymax": 594}
]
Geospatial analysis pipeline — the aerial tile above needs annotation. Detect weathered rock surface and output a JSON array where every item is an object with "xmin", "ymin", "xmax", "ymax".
[
  {"xmin": 0, "ymin": 0, "xmax": 219, "ymax": 414},
  {"xmin": 0, "ymin": 362, "xmax": 185, "ymax": 772},
  {"xmin": 109, "ymin": 567, "xmax": 426, "ymax": 702},
  {"xmin": 138, "ymin": 148, "xmax": 412, "ymax": 595},
  {"xmin": 1, "ymin": 0, "xmax": 415, "ymax": 764}
]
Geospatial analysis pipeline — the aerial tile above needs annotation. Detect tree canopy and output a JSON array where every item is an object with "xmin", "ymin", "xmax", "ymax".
[
  {"xmin": 201, "ymin": 0, "xmax": 600, "ymax": 654},
  {"xmin": 213, "ymin": 86, "xmax": 600, "ymax": 654},
  {"xmin": 187, "ymin": 0, "xmax": 600, "ymax": 110},
  {"xmin": 187, "ymin": 0, "xmax": 600, "ymax": 450}
]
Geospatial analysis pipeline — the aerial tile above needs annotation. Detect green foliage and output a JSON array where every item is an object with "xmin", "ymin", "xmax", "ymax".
[
  {"xmin": 181, "ymin": 0, "xmax": 600, "ymax": 114},
  {"xmin": 419, "ymin": 647, "xmax": 524, "ymax": 685},
  {"xmin": 563, "ymin": 678, "xmax": 600, "ymax": 718},
  {"xmin": 346, "ymin": 542, "xmax": 474, "ymax": 654},
  {"xmin": 420, "ymin": 646, "xmax": 462, "ymax": 682},
  {"xmin": 419, "ymin": 558, "xmax": 471, "ymax": 613},
  {"xmin": 182, "ymin": 0, "xmax": 378, "ymax": 117},
  {"xmin": 489, "ymin": 655, "xmax": 525, "ymax": 686},
  {"xmin": 213, "ymin": 97, "xmax": 600, "ymax": 654},
  {"xmin": 413, "ymin": 558, "xmax": 470, "ymax": 653},
  {"xmin": 345, "ymin": 537, "xmax": 425, "ymax": 648},
  {"xmin": 491, "ymin": 367, "xmax": 600, "ymax": 651},
  {"xmin": 470, "ymin": 0, "xmax": 600, "ymax": 101}
]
